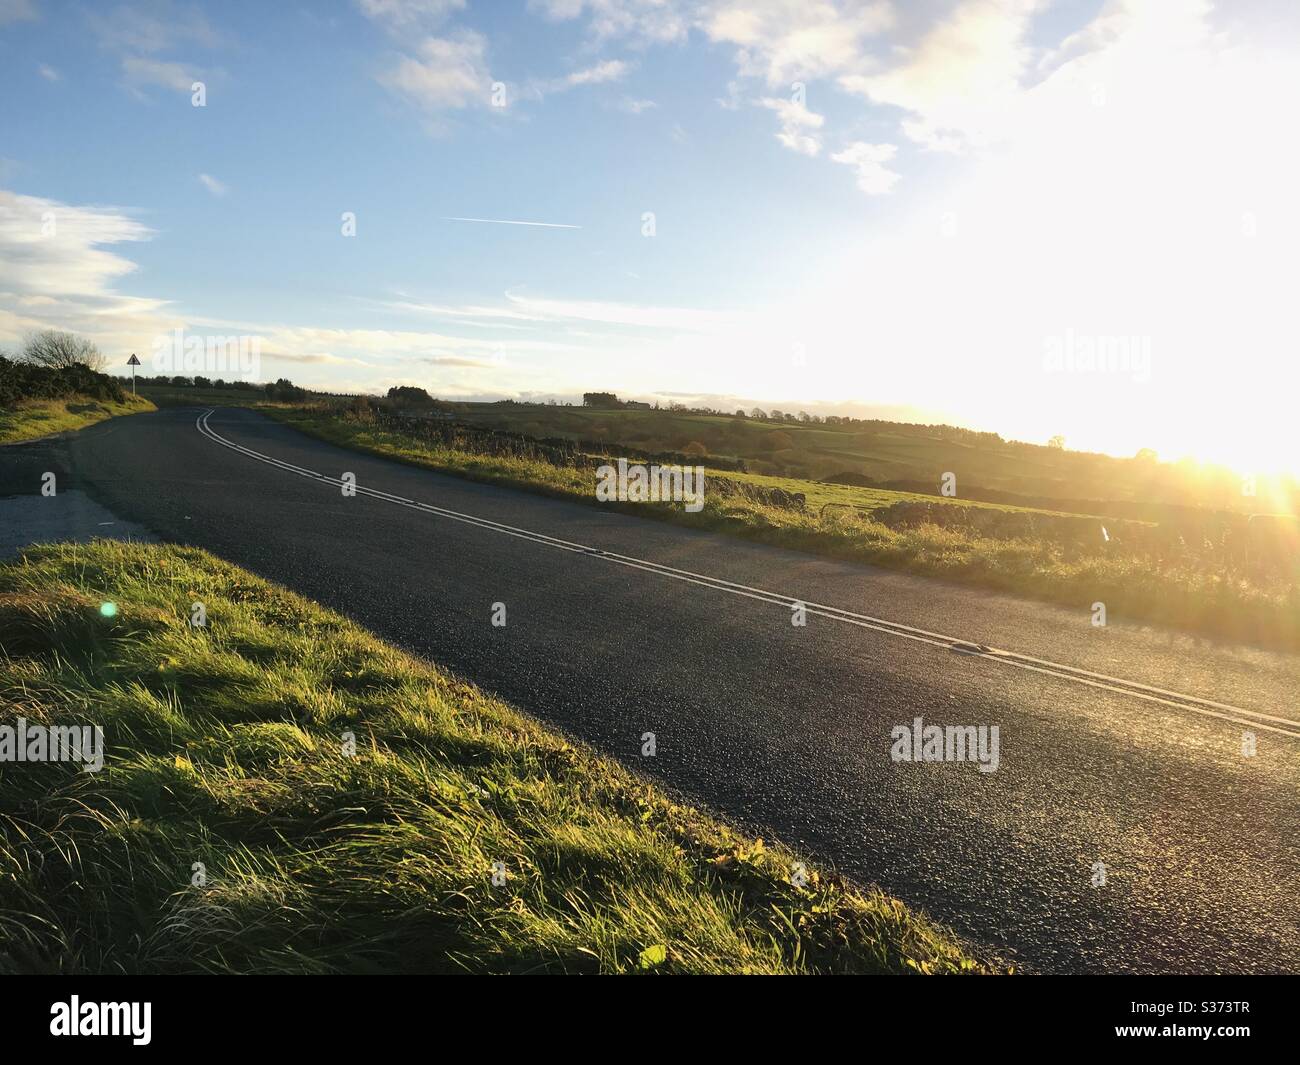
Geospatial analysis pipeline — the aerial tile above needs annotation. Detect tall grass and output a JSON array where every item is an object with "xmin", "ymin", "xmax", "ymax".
[
  {"xmin": 0, "ymin": 394, "xmax": 155, "ymax": 444},
  {"xmin": 0, "ymin": 541, "xmax": 988, "ymax": 974}
]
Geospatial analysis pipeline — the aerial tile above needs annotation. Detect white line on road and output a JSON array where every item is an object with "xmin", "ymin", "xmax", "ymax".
[{"xmin": 196, "ymin": 409, "xmax": 1300, "ymax": 740}]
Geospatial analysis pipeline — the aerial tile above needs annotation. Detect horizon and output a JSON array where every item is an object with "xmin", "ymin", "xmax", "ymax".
[{"xmin": 3, "ymin": 0, "xmax": 1299, "ymax": 473}]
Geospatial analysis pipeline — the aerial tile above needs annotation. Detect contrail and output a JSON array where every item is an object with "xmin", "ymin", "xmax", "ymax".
[{"xmin": 443, "ymin": 216, "xmax": 581, "ymax": 229}]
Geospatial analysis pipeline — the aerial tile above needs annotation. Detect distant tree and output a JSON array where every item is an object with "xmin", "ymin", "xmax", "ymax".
[
  {"xmin": 750, "ymin": 407, "xmax": 767, "ymax": 420},
  {"xmin": 1047, "ymin": 435, "xmax": 1065, "ymax": 449},
  {"xmin": 171, "ymin": 375, "xmax": 192, "ymax": 386},
  {"xmin": 682, "ymin": 440, "xmax": 708, "ymax": 457},
  {"xmin": 1134, "ymin": 447, "xmax": 1159, "ymax": 463},
  {"xmin": 193, "ymin": 375, "xmax": 212, "ymax": 388},
  {"xmin": 266, "ymin": 377, "xmax": 306, "ymax": 402},
  {"xmin": 21, "ymin": 329, "xmax": 106, "ymax": 371},
  {"xmin": 734, "ymin": 409, "xmax": 747, "ymax": 418},
  {"xmin": 583, "ymin": 391, "xmax": 619, "ymax": 408},
  {"xmin": 387, "ymin": 385, "xmax": 434, "ymax": 406}
]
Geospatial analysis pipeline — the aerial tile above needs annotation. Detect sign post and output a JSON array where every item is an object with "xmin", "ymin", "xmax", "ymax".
[{"xmin": 127, "ymin": 353, "xmax": 140, "ymax": 395}]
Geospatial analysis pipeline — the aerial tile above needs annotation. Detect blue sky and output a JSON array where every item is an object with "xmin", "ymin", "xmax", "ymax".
[{"xmin": 3, "ymin": 0, "xmax": 1299, "ymax": 471}]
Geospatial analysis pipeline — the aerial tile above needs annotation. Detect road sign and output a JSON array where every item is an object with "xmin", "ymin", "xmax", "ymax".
[
  {"xmin": 127, "ymin": 354, "xmax": 140, "ymax": 366},
  {"xmin": 127, "ymin": 353, "xmax": 139, "ymax": 395}
]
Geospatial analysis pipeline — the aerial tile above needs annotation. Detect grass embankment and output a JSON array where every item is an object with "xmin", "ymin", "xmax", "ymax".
[
  {"xmin": 268, "ymin": 407, "xmax": 1300, "ymax": 651},
  {"xmin": 0, "ymin": 394, "xmax": 156, "ymax": 444},
  {"xmin": 0, "ymin": 540, "xmax": 986, "ymax": 975}
]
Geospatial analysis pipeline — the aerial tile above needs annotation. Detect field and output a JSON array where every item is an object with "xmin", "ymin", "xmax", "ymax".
[
  {"xmin": 0, "ymin": 540, "xmax": 987, "ymax": 975},
  {"xmin": 461, "ymin": 404, "xmax": 1035, "ymax": 485},
  {"xmin": 268, "ymin": 404, "xmax": 1300, "ymax": 651},
  {"xmin": 724, "ymin": 468, "xmax": 1093, "ymax": 519},
  {"xmin": 452, "ymin": 403, "xmax": 1296, "ymax": 515},
  {"xmin": 0, "ymin": 394, "xmax": 156, "ymax": 444},
  {"xmin": 136, "ymin": 384, "xmax": 269, "ymax": 409}
]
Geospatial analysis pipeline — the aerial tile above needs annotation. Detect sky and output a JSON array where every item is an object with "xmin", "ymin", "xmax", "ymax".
[{"xmin": 2, "ymin": 0, "xmax": 1299, "ymax": 472}]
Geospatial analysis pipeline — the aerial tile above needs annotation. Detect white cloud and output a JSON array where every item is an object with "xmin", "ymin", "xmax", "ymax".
[
  {"xmin": 86, "ymin": 2, "xmax": 218, "ymax": 54},
  {"xmin": 0, "ymin": 188, "xmax": 174, "ymax": 357},
  {"xmin": 564, "ymin": 58, "xmax": 629, "ymax": 86},
  {"xmin": 837, "ymin": 0, "xmax": 1045, "ymax": 152},
  {"xmin": 0, "ymin": 189, "xmax": 152, "ymax": 298},
  {"xmin": 360, "ymin": 0, "xmax": 498, "ymax": 123},
  {"xmin": 0, "ymin": 0, "xmax": 37, "ymax": 27},
  {"xmin": 523, "ymin": 2, "xmax": 897, "ymax": 172},
  {"xmin": 704, "ymin": 0, "xmax": 894, "ymax": 86},
  {"xmin": 385, "ymin": 290, "xmax": 745, "ymax": 334},
  {"xmin": 38, "ymin": 63, "xmax": 60, "ymax": 82},
  {"xmin": 830, "ymin": 141, "xmax": 899, "ymax": 194},
  {"xmin": 504, "ymin": 292, "xmax": 743, "ymax": 332},
  {"xmin": 122, "ymin": 56, "xmax": 196, "ymax": 92},
  {"xmin": 426, "ymin": 355, "xmax": 495, "ymax": 367},
  {"xmin": 615, "ymin": 96, "xmax": 657, "ymax": 113},
  {"xmin": 197, "ymin": 173, "xmax": 227, "ymax": 197},
  {"xmin": 86, "ymin": 2, "xmax": 220, "ymax": 99},
  {"xmin": 529, "ymin": 0, "xmax": 691, "ymax": 44},
  {"xmin": 377, "ymin": 31, "xmax": 493, "ymax": 115},
  {"xmin": 381, "ymin": 298, "xmax": 548, "ymax": 324},
  {"xmin": 759, "ymin": 95, "xmax": 824, "ymax": 156},
  {"xmin": 355, "ymin": 0, "xmax": 465, "ymax": 28},
  {"xmin": 529, "ymin": 58, "xmax": 632, "ymax": 99}
]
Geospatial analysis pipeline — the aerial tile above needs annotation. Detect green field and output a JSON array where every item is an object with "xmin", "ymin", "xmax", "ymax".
[
  {"xmin": 131, "ymin": 385, "xmax": 1299, "ymax": 519},
  {"xmin": 452, "ymin": 402, "xmax": 1295, "ymax": 516},
  {"xmin": 267, "ymin": 404, "xmax": 1300, "ymax": 651},
  {"xmin": 0, "ymin": 394, "xmax": 156, "ymax": 444},
  {"xmin": 724, "ymin": 468, "xmax": 1093, "ymax": 519},
  {"xmin": 136, "ymin": 384, "xmax": 268, "ymax": 408},
  {"xmin": 0, "ymin": 540, "xmax": 988, "ymax": 974}
]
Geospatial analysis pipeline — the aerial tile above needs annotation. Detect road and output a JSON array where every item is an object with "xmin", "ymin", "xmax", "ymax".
[{"xmin": 4, "ymin": 405, "xmax": 1299, "ymax": 973}]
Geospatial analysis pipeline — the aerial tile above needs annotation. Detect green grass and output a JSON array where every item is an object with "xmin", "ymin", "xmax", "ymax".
[
  {"xmin": 453, "ymin": 403, "xmax": 1298, "ymax": 515},
  {"xmin": 0, "ymin": 540, "xmax": 990, "ymax": 975},
  {"xmin": 267, "ymin": 406, "xmax": 1300, "ymax": 651},
  {"xmin": 136, "ymin": 384, "xmax": 268, "ymax": 408},
  {"xmin": 725, "ymin": 467, "xmax": 1091, "ymax": 518},
  {"xmin": 0, "ymin": 394, "xmax": 156, "ymax": 444},
  {"xmin": 452, "ymin": 405, "xmax": 1130, "ymax": 495}
]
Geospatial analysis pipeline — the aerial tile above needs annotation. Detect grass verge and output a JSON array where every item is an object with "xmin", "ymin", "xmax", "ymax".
[
  {"xmin": 0, "ymin": 540, "xmax": 990, "ymax": 975},
  {"xmin": 0, "ymin": 394, "xmax": 156, "ymax": 444},
  {"xmin": 267, "ymin": 406, "xmax": 1300, "ymax": 652}
]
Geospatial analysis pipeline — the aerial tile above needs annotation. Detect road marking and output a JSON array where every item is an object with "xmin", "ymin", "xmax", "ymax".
[{"xmin": 196, "ymin": 409, "xmax": 1300, "ymax": 740}]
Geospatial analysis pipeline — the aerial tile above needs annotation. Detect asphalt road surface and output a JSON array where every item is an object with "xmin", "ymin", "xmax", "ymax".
[{"xmin": 5, "ymin": 406, "xmax": 1299, "ymax": 974}]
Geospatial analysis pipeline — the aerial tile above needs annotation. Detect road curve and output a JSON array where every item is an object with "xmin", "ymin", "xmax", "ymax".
[{"xmin": 9, "ymin": 405, "xmax": 1300, "ymax": 973}]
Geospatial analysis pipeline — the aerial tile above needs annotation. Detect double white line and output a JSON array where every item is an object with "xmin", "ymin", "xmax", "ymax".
[{"xmin": 197, "ymin": 409, "xmax": 1300, "ymax": 740}]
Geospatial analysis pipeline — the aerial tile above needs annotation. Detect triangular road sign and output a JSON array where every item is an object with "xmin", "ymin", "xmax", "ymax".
[{"xmin": 127, "ymin": 354, "xmax": 141, "ymax": 365}]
